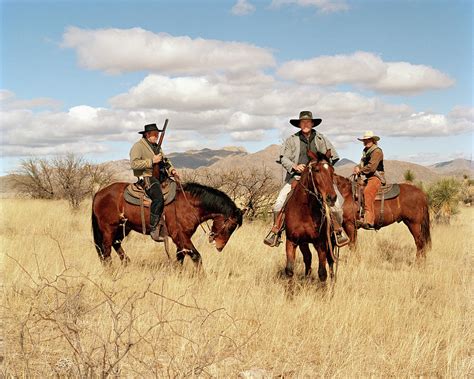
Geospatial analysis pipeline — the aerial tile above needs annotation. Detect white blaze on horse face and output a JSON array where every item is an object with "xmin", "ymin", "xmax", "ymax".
[{"xmin": 323, "ymin": 163, "xmax": 329, "ymax": 170}]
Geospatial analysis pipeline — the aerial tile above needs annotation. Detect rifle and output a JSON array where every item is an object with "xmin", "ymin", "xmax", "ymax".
[{"xmin": 152, "ymin": 119, "xmax": 169, "ymax": 179}]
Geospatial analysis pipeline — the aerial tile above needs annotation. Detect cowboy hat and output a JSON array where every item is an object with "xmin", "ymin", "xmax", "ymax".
[
  {"xmin": 289, "ymin": 111, "xmax": 322, "ymax": 127},
  {"xmin": 357, "ymin": 130, "xmax": 380, "ymax": 141},
  {"xmin": 138, "ymin": 123, "xmax": 160, "ymax": 134}
]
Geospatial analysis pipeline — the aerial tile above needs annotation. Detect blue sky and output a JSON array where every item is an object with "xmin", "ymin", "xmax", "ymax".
[{"xmin": 1, "ymin": 0, "xmax": 472, "ymax": 174}]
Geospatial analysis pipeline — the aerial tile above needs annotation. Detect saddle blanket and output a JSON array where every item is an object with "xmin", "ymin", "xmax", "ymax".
[{"xmin": 124, "ymin": 179, "xmax": 177, "ymax": 207}]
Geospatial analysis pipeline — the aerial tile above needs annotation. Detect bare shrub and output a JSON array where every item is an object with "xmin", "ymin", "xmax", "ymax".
[
  {"xmin": 191, "ymin": 167, "xmax": 280, "ymax": 219},
  {"xmin": 12, "ymin": 154, "xmax": 116, "ymax": 209},
  {"xmin": 13, "ymin": 158, "xmax": 55, "ymax": 199}
]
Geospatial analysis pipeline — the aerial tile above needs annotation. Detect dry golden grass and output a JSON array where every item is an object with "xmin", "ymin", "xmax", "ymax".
[{"xmin": 1, "ymin": 199, "xmax": 472, "ymax": 377}]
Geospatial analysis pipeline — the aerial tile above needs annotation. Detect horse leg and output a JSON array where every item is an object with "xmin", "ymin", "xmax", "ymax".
[
  {"xmin": 299, "ymin": 243, "xmax": 312, "ymax": 277},
  {"xmin": 285, "ymin": 239, "xmax": 298, "ymax": 277},
  {"xmin": 344, "ymin": 221, "xmax": 357, "ymax": 250},
  {"xmin": 403, "ymin": 219, "xmax": 426, "ymax": 260},
  {"xmin": 188, "ymin": 248, "xmax": 202, "ymax": 271},
  {"xmin": 100, "ymin": 226, "xmax": 116, "ymax": 265},
  {"xmin": 313, "ymin": 241, "xmax": 328, "ymax": 282},
  {"xmin": 112, "ymin": 228, "xmax": 131, "ymax": 265}
]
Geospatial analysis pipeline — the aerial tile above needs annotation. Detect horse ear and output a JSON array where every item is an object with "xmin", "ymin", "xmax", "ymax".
[{"xmin": 307, "ymin": 149, "xmax": 318, "ymax": 161}]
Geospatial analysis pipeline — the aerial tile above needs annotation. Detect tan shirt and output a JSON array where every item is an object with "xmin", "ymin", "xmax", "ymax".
[{"xmin": 129, "ymin": 138, "xmax": 174, "ymax": 177}]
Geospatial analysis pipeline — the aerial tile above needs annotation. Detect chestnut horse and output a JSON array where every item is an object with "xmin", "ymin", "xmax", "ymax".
[
  {"xmin": 284, "ymin": 150, "xmax": 338, "ymax": 282},
  {"xmin": 334, "ymin": 174, "xmax": 431, "ymax": 258},
  {"xmin": 92, "ymin": 181, "xmax": 243, "ymax": 267}
]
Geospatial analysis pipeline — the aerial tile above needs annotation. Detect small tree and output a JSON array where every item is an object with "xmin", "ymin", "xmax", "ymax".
[
  {"xmin": 403, "ymin": 169, "xmax": 415, "ymax": 183},
  {"xmin": 13, "ymin": 158, "xmax": 55, "ymax": 199},
  {"xmin": 12, "ymin": 154, "xmax": 116, "ymax": 209},
  {"xmin": 427, "ymin": 178, "xmax": 461, "ymax": 224}
]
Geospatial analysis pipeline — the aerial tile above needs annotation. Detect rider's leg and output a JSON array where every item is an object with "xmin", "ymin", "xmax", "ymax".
[
  {"xmin": 362, "ymin": 176, "xmax": 381, "ymax": 228},
  {"xmin": 264, "ymin": 183, "xmax": 291, "ymax": 247},
  {"xmin": 145, "ymin": 177, "xmax": 165, "ymax": 241},
  {"xmin": 331, "ymin": 185, "xmax": 349, "ymax": 246}
]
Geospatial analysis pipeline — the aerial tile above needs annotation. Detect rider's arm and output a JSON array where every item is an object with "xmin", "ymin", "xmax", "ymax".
[
  {"xmin": 160, "ymin": 149, "xmax": 176, "ymax": 174},
  {"xmin": 279, "ymin": 138, "xmax": 298, "ymax": 174},
  {"xmin": 130, "ymin": 144, "xmax": 152, "ymax": 170}
]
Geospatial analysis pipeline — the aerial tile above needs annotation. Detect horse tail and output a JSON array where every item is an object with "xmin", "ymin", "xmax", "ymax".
[
  {"xmin": 421, "ymin": 202, "xmax": 432, "ymax": 251},
  {"xmin": 91, "ymin": 196, "xmax": 104, "ymax": 259}
]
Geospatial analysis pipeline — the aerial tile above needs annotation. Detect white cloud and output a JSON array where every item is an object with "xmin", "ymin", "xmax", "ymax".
[
  {"xmin": 61, "ymin": 27, "xmax": 275, "ymax": 75},
  {"xmin": 277, "ymin": 51, "xmax": 454, "ymax": 94},
  {"xmin": 270, "ymin": 0, "xmax": 349, "ymax": 13},
  {"xmin": 2, "ymin": 79, "xmax": 471, "ymax": 159},
  {"xmin": 232, "ymin": 0, "xmax": 256, "ymax": 15},
  {"xmin": 231, "ymin": 130, "xmax": 266, "ymax": 141}
]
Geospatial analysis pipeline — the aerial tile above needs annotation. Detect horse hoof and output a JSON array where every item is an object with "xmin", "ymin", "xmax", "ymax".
[{"xmin": 285, "ymin": 268, "xmax": 294, "ymax": 277}]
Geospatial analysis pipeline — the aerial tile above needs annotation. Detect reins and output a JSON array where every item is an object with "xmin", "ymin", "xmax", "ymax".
[{"xmin": 300, "ymin": 161, "xmax": 339, "ymax": 266}]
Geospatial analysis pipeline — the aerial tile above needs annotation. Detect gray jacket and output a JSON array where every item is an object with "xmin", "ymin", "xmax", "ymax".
[{"xmin": 278, "ymin": 132, "xmax": 339, "ymax": 183}]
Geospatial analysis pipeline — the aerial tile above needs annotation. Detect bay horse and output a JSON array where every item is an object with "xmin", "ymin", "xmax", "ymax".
[
  {"xmin": 284, "ymin": 150, "xmax": 339, "ymax": 282},
  {"xmin": 92, "ymin": 181, "xmax": 243, "ymax": 267},
  {"xmin": 334, "ymin": 174, "xmax": 431, "ymax": 258}
]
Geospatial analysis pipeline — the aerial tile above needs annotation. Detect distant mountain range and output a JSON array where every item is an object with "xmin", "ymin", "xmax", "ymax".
[{"xmin": 1, "ymin": 146, "xmax": 472, "ymax": 195}]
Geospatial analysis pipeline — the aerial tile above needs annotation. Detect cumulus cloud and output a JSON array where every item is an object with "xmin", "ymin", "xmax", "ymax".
[
  {"xmin": 277, "ymin": 51, "xmax": 454, "ymax": 94},
  {"xmin": 61, "ymin": 27, "xmax": 275, "ymax": 75},
  {"xmin": 270, "ymin": 0, "xmax": 349, "ymax": 13},
  {"xmin": 231, "ymin": 0, "xmax": 256, "ymax": 15}
]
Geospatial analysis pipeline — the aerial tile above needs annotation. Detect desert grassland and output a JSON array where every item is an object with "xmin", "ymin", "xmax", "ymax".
[{"xmin": 1, "ymin": 199, "xmax": 472, "ymax": 377}]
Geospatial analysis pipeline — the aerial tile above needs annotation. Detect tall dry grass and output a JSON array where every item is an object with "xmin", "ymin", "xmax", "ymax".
[{"xmin": 1, "ymin": 199, "xmax": 472, "ymax": 377}]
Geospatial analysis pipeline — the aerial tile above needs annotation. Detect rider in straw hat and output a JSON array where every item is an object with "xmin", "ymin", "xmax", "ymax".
[
  {"xmin": 353, "ymin": 131, "xmax": 384, "ymax": 230},
  {"xmin": 264, "ymin": 111, "xmax": 349, "ymax": 247},
  {"xmin": 130, "ymin": 123, "xmax": 179, "ymax": 241}
]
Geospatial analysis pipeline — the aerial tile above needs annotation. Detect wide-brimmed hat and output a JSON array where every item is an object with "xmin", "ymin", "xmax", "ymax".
[
  {"xmin": 138, "ymin": 123, "xmax": 159, "ymax": 134},
  {"xmin": 289, "ymin": 111, "xmax": 322, "ymax": 127},
  {"xmin": 357, "ymin": 131, "xmax": 380, "ymax": 141}
]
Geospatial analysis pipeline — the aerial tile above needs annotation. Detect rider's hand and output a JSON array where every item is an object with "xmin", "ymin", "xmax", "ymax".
[
  {"xmin": 353, "ymin": 166, "xmax": 360, "ymax": 174},
  {"xmin": 293, "ymin": 164, "xmax": 306, "ymax": 173},
  {"xmin": 171, "ymin": 169, "xmax": 179, "ymax": 179},
  {"xmin": 152, "ymin": 153, "xmax": 163, "ymax": 164}
]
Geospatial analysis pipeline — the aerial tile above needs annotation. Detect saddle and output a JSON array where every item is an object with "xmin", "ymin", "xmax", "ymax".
[
  {"xmin": 352, "ymin": 180, "xmax": 400, "ymax": 202},
  {"xmin": 124, "ymin": 178, "xmax": 177, "ymax": 207},
  {"xmin": 351, "ymin": 177, "xmax": 400, "ymax": 228}
]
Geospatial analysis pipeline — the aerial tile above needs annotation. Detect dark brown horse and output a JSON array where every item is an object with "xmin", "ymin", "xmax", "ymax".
[
  {"xmin": 92, "ymin": 181, "xmax": 243, "ymax": 267},
  {"xmin": 284, "ymin": 150, "xmax": 338, "ymax": 282},
  {"xmin": 334, "ymin": 174, "xmax": 431, "ymax": 258}
]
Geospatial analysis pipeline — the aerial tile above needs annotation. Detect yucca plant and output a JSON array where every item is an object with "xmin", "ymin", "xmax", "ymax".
[
  {"xmin": 427, "ymin": 178, "xmax": 461, "ymax": 224},
  {"xmin": 403, "ymin": 169, "xmax": 415, "ymax": 183}
]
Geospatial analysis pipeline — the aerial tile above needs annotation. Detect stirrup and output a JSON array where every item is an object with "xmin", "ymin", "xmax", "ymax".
[
  {"xmin": 263, "ymin": 231, "xmax": 282, "ymax": 247},
  {"xmin": 333, "ymin": 229, "xmax": 350, "ymax": 247}
]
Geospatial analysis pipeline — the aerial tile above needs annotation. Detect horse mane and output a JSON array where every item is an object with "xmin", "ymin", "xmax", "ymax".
[{"xmin": 182, "ymin": 182, "xmax": 242, "ymax": 225}]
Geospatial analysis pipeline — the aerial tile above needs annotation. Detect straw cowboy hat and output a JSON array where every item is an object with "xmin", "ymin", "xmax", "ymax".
[
  {"xmin": 357, "ymin": 130, "xmax": 380, "ymax": 142},
  {"xmin": 289, "ymin": 111, "xmax": 322, "ymax": 127}
]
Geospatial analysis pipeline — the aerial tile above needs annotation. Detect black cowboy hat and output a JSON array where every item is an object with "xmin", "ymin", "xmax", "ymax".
[
  {"xmin": 138, "ymin": 123, "xmax": 160, "ymax": 134},
  {"xmin": 289, "ymin": 110, "xmax": 322, "ymax": 127}
]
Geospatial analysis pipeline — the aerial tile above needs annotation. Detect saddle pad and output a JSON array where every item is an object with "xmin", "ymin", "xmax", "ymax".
[
  {"xmin": 124, "ymin": 180, "xmax": 177, "ymax": 207},
  {"xmin": 375, "ymin": 183, "xmax": 400, "ymax": 200}
]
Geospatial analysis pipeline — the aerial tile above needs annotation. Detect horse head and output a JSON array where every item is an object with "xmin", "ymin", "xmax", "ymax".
[
  {"xmin": 209, "ymin": 207, "xmax": 244, "ymax": 251},
  {"xmin": 305, "ymin": 149, "xmax": 337, "ymax": 206}
]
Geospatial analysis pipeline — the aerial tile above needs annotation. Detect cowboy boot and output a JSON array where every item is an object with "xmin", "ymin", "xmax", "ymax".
[
  {"xmin": 150, "ymin": 212, "xmax": 164, "ymax": 242},
  {"xmin": 264, "ymin": 211, "xmax": 284, "ymax": 247},
  {"xmin": 330, "ymin": 212, "xmax": 350, "ymax": 247}
]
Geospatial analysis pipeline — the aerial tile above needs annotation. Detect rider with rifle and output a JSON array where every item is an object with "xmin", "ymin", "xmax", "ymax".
[{"xmin": 130, "ymin": 122, "xmax": 179, "ymax": 241}]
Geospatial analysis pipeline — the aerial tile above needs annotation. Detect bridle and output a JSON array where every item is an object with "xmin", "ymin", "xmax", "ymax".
[{"xmin": 176, "ymin": 179, "xmax": 236, "ymax": 243}]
